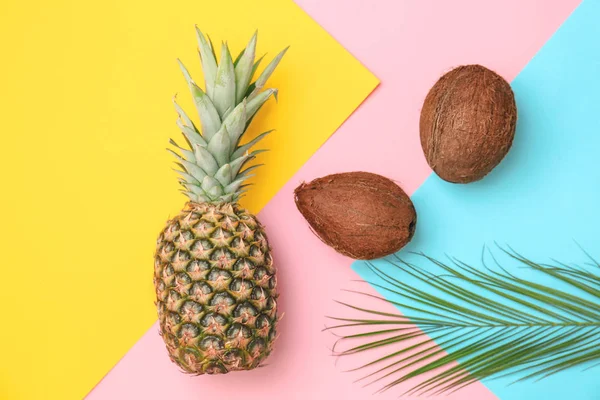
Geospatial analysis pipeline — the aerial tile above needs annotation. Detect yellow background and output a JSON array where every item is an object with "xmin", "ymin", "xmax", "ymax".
[{"xmin": 0, "ymin": 0, "xmax": 378, "ymax": 398}]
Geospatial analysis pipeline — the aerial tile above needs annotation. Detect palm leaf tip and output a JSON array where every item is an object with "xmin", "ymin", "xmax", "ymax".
[{"xmin": 329, "ymin": 248, "xmax": 600, "ymax": 395}]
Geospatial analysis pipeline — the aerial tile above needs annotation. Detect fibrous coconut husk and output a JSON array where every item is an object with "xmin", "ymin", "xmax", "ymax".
[
  {"xmin": 294, "ymin": 172, "xmax": 417, "ymax": 260},
  {"xmin": 420, "ymin": 64, "xmax": 517, "ymax": 183}
]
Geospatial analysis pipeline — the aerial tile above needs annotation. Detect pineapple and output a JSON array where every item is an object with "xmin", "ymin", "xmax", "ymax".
[{"xmin": 154, "ymin": 27, "xmax": 287, "ymax": 374}]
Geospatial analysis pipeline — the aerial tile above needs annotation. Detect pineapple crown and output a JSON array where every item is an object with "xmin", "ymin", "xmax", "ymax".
[{"xmin": 170, "ymin": 27, "xmax": 288, "ymax": 204}]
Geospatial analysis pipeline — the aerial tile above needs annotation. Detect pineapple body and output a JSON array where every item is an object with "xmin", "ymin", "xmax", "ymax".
[{"xmin": 155, "ymin": 202, "xmax": 277, "ymax": 374}]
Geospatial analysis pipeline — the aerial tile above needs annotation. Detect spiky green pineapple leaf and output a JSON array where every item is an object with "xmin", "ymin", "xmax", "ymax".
[
  {"xmin": 214, "ymin": 164, "xmax": 232, "ymax": 187},
  {"xmin": 192, "ymin": 144, "xmax": 218, "ymax": 176},
  {"xmin": 246, "ymin": 88, "xmax": 277, "ymax": 121},
  {"xmin": 235, "ymin": 32, "xmax": 257, "ymax": 103},
  {"xmin": 177, "ymin": 60, "xmax": 221, "ymax": 141},
  {"xmin": 248, "ymin": 47, "xmax": 289, "ymax": 100},
  {"xmin": 168, "ymin": 139, "xmax": 195, "ymax": 162},
  {"xmin": 327, "ymin": 248, "xmax": 600, "ymax": 396},
  {"xmin": 179, "ymin": 190, "xmax": 199, "ymax": 202},
  {"xmin": 176, "ymin": 119, "xmax": 206, "ymax": 148},
  {"xmin": 231, "ymin": 130, "xmax": 274, "ymax": 160},
  {"xmin": 233, "ymin": 48, "xmax": 245, "ymax": 67},
  {"xmin": 224, "ymin": 177, "xmax": 248, "ymax": 194},
  {"xmin": 212, "ymin": 43, "xmax": 236, "ymax": 118},
  {"xmin": 195, "ymin": 26, "xmax": 217, "ymax": 98},
  {"xmin": 207, "ymin": 125, "xmax": 231, "ymax": 167},
  {"xmin": 222, "ymin": 100, "xmax": 247, "ymax": 150},
  {"xmin": 183, "ymin": 182, "xmax": 205, "ymax": 198},
  {"xmin": 201, "ymin": 176, "xmax": 223, "ymax": 198},
  {"xmin": 178, "ymin": 158, "xmax": 207, "ymax": 183},
  {"xmin": 244, "ymin": 54, "xmax": 266, "ymax": 97},
  {"xmin": 229, "ymin": 153, "xmax": 252, "ymax": 177},
  {"xmin": 173, "ymin": 97, "xmax": 196, "ymax": 130},
  {"xmin": 174, "ymin": 169, "xmax": 200, "ymax": 186},
  {"xmin": 236, "ymin": 164, "xmax": 264, "ymax": 182}
]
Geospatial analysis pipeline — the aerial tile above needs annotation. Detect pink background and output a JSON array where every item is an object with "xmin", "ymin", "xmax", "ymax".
[{"xmin": 87, "ymin": 0, "xmax": 581, "ymax": 398}]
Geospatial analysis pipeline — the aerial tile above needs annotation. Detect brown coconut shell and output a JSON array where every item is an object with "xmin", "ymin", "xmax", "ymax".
[
  {"xmin": 420, "ymin": 64, "xmax": 517, "ymax": 183},
  {"xmin": 294, "ymin": 172, "xmax": 417, "ymax": 260}
]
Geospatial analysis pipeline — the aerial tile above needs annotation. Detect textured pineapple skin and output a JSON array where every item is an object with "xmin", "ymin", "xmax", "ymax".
[{"xmin": 154, "ymin": 202, "xmax": 277, "ymax": 374}]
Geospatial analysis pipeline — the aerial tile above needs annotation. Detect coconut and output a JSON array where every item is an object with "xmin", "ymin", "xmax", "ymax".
[
  {"xmin": 294, "ymin": 172, "xmax": 416, "ymax": 260},
  {"xmin": 420, "ymin": 64, "xmax": 517, "ymax": 183}
]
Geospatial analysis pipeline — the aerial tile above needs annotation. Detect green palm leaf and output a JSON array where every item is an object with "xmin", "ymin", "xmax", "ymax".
[{"xmin": 326, "ymin": 248, "xmax": 600, "ymax": 396}]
